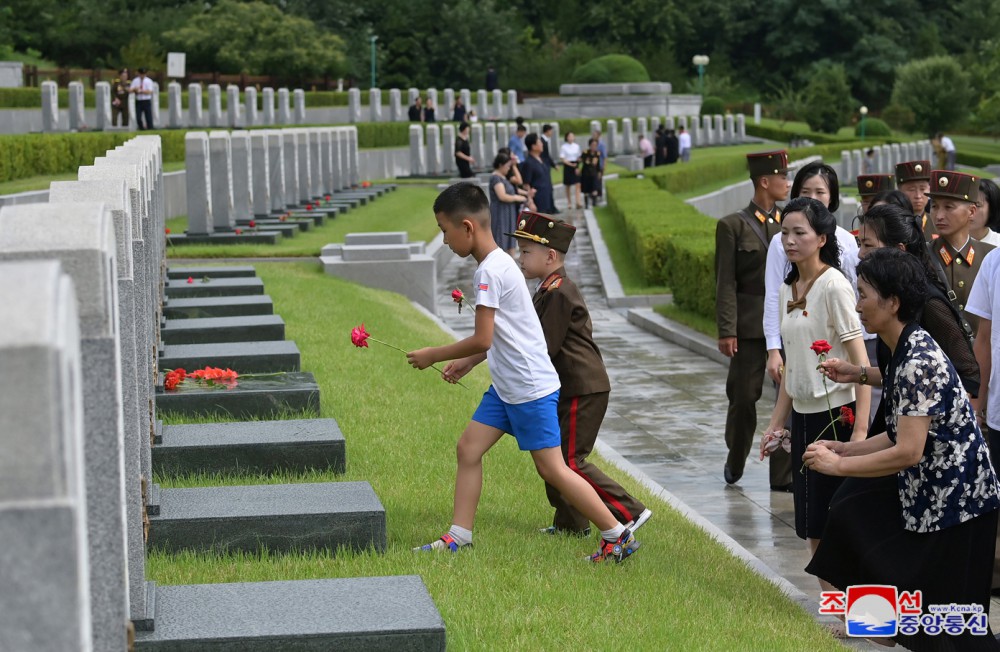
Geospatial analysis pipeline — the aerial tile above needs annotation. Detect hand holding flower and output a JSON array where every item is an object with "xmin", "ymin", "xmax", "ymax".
[
  {"xmin": 802, "ymin": 442, "xmax": 843, "ymax": 476},
  {"xmin": 406, "ymin": 347, "xmax": 437, "ymax": 370},
  {"xmin": 441, "ymin": 357, "xmax": 475, "ymax": 384},
  {"xmin": 818, "ymin": 357, "xmax": 859, "ymax": 384}
]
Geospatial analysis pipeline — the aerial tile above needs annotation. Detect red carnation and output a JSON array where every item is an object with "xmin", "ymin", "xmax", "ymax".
[
  {"xmin": 451, "ymin": 289, "xmax": 464, "ymax": 303},
  {"xmin": 810, "ymin": 340, "xmax": 832, "ymax": 356},
  {"xmin": 351, "ymin": 323, "xmax": 371, "ymax": 348},
  {"xmin": 306, "ymin": 204, "xmax": 314, "ymax": 212},
  {"xmin": 165, "ymin": 228, "xmax": 171, "ymax": 234},
  {"xmin": 235, "ymin": 228, "xmax": 243, "ymax": 235},
  {"xmin": 840, "ymin": 406, "xmax": 855, "ymax": 427},
  {"xmin": 186, "ymin": 276, "xmax": 194, "ymax": 284},
  {"xmin": 249, "ymin": 220, "xmax": 256, "ymax": 228}
]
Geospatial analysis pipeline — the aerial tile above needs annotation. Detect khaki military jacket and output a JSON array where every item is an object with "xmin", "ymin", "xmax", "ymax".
[{"xmin": 933, "ymin": 236, "xmax": 996, "ymax": 332}]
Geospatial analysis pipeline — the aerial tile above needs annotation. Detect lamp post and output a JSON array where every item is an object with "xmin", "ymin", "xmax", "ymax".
[
  {"xmin": 370, "ymin": 35, "xmax": 378, "ymax": 89},
  {"xmin": 692, "ymin": 54, "xmax": 710, "ymax": 96},
  {"xmin": 860, "ymin": 105, "xmax": 868, "ymax": 141}
]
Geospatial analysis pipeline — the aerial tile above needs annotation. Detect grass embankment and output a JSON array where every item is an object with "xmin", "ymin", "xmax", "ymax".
[
  {"xmin": 165, "ymin": 185, "xmax": 441, "ymax": 258},
  {"xmin": 149, "ymin": 261, "xmax": 839, "ymax": 650},
  {"xmin": 0, "ymin": 161, "xmax": 186, "ymax": 195}
]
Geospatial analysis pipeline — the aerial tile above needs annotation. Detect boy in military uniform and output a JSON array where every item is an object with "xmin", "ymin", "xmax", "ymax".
[
  {"xmin": 716, "ymin": 150, "xmax": 789, "ymax": 485},
  {"xmin": 857, "ymin": 174, "xmax": 895, "ymax": 214},
  {"xmin": 512, "ymin": 211, "xmax": 653, "ymax": 535},
  {"xmin": 896, "ymin": 160, "xmax": 936, "ymax": 239},
  {"xmin": 112, "ymin": 69, "xmax": 129, "ymax": 127},
  {"xmin": 927, "ymin": 170, "xmax": 996, "ymax": 332}
]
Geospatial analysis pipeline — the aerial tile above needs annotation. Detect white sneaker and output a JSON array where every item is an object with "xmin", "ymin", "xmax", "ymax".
[{"xmin": 625, "ymin": 509, "xmax": 653, "ymax": 532}]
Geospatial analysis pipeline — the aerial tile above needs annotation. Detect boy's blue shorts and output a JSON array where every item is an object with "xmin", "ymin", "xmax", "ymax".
[{"xmin": 472, "ymin": 385, "xmax": 561, "ymax": 451}]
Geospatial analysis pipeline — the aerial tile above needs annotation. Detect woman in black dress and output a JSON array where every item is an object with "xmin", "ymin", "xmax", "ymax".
[
  {"xmin": 805, "ymin": 248, "xmax": 1000, "ymax": 650},
  {"xmin": 454, "ymin": 122, "xmax": 474, "ymax": 179}
]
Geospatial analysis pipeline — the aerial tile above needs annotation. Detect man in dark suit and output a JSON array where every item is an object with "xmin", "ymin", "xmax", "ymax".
[
  {"xmin": 486, "ymin": 66, "xmax": 499, "ymax": 92},
  {"xmin": 716, "ymin": 150, "xmax": 790, "ymax": 485},
  {"xmin": 665, "ymin": 129, "xmax": 680, "ymax": 164},
  {"xmin": 541, "ymin": 124, "xmax": 557, "ymax": 169}
]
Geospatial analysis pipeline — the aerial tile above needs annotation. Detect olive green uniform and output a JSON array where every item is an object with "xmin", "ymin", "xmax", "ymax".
[{"xmin": 932, "ymin": 236, "xmax": 995, "ymax": 333}]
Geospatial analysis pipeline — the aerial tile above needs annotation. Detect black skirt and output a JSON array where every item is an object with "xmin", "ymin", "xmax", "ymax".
[
  {"xmin": 807, "ymin": 475, "xmax": 1000, "ymax": 651},
  {"xmin": 791, "ymin": 405, "xmax": 851, "ymax": 539},
  {"xmin": 562, "ymin": 163, "xmax": 579, "ymax": 186}
]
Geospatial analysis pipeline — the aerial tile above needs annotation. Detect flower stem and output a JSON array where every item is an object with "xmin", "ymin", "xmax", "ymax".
[{"xmin": 369, "ymin": 338, "xmax": 469, "ymax": 389}]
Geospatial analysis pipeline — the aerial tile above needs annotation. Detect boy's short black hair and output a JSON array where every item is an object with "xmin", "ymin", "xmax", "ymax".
[
  {"xmin": 516, "ymin": 124, "xmax": 527, "ymax": 133},
  {"xmin": 542, "ymin": 123, "xmax": 553, "ymax": 134},
  {"xmin": 433, "ymin": 182, "xmax": 489, "ymax": 224},
  {"xmin": 524, "ymin": 133, "xmax": 539, "ymax": 149}
]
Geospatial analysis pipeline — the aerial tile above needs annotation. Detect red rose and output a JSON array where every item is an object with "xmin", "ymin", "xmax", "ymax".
[
  {"xmin": 186, "ymin": 276, "xmax": 194, "ymax": 284},
  {"xmin": 350, "ymin": 323, "xmax": 371, "ymax": 348},
  {"xmin": 810, "ymin": 340, "xmax": 832, "ymax": 356},
  {"xmin": 249, "ymin": 220, "xmax": 256, "ymax": 228},
  {"xmin": 165, "ymin": 228, "xmax": 171, "ymax": 234},
  {"xmin": 839, "ymin": 406, "xmax": 855, "ymax": 427},
  {"xmin": 451, "ymin": 289, "xmax": 464, "ymax": 303}
]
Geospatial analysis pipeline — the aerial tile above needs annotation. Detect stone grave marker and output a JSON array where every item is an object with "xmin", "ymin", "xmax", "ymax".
[
  {"xmin": 283, "ymin": 128, "xmax": 300, "ymax": 204},
  {"xmin": 167, "ymin": 82, "xmax": 182, "ymax": 128},
  {"xmin": 409, "ymin": 125, "xmax": 425, "ymax": 176},
  {"xmin": 262, "ymin": 87, "xmax": 275, "ymax": 126},
  {"xmin": 724, "ymin": 114, "xmax": 735, "ymax": 144},
  {"xmin": 606, "ymin": 120, "xmax": 619, "ymax": 155},
  {"xmin": 150, "ymin": 81, "xmax": 160, "ymax": 128},
  {"xmin": 389, "ymin": 88, "xmax": 402, "ymax": 122},
  {"xmin": 231, "ymin": 131, "xmax": 254, "ymax": 223},
  {"xmin": 443, "ymin": 88, "xmax": 454, "ymax": 119},
  {"xmin": 853, "ymin": 150, "xmax": 863, "ymax": 177},
  {"xmin": 736, "ymin": 114, "xmax": 746, "ymax": 142},
  {"xmin": 348, "ymin": 88, "xmax": 361, "ymax": 123},
  {"xmin": 426, "ymin": 88, "xmax": 438, "ymax": 114},
  {"xmin": 188, "ymin": 83, "xmax": 204, "ymax": 128},
  {"xmin": 477, "ymin": 89, "xmax": 488, "ymax": 120},
  {"xmin": 245, "ymin": 87, "xmax": 258, "ymax": 127},
  {"xmin": 293, "ymin": 89, "xmax": 305, "ymax": 124},
  {"xmin": 96, "ymin": 81, "xmax": 112, "ymax": 131},
  {"xmin": 267, "ymin": 130, "xmax": 285, "ymax": 212},
  {"xmin": 621, "ymin": 118, "xmax": 633, "ymax": 154},
  {"xmin": 0, "ymin": 259, "xmax": 92, "ymax": 652},
  {"xmin": 637, "ymin": 117, "xmax": 648, "ymax": 140},
  {"xmin": 460, "ymin": 89, "xmax": 471, "ymax": 114},
  {"xmin": 209, "ymin": 131, "xmax": 235, "ymax": 231},
  {"xmin": 227, "ymin": 85, "xmax": 241, "ymax": 127},
  {"xmin": 841, "ymin": 150, "xmax": 852, "ymax": 180},
  {"xmin": 470, "ymin": 123, "xmax": 484, "ymax": 171},
  {"xmin": 702, "ymin": 115, "xmax": 714, "ymax": 145},
  {"xmin": 407, "ymin": 87, "xmax": 419, "ymax": 106},
  {"xmin": 0, "ymin": 204, "xmax": 129, "ymax": 652},
  {"xmin": 309, "ymin": 129, "xmax": 325, "ymax": 198},
  {"xmin": 127, "ymin": 93, "xmax": 137, "ymax": 131},
  {"xmin": 207, "ymin": 84, "xmax": 223, "ymax": 127},
  {"xmin": 441, "ymin": 123, "xmax": 456, "ymax": 175},
  {"xmin": 370, "ymin": 88, "xmax": 382, "ymax": 122},
  {"xmin": 68, "ymin": 81, "xmax": 85, "ymax": 131},
  {"xmin": 277, "ymin": 88, "xmax": 291, "ymax": 125},
  {"xmin": 497, "ymin": 122, "xmax": 509, "ymax": 150},
  {"xmin": 426, "ymin": 124, "xmax": 441, "ymax": 175},
  {"xmin": 484, "ymin": 123, "xmax": 497, "ymax": 162},
  {"xmin": 347, "ymin": 126, "xmax": 360, "ymax": 186},
  {"xmin": 492, "ymin": 89, "xmax": 504, "ymax": 120},
  {"xmin": 251, "ymin": 131, "xmax": 272, "ymax": 216},
  {"xmin": 42, "ymin": 80, "xmax": 58, "ymax": 132},
  {"xmin": 295, "ymin": 129, "xmax": 312, "ymax": 203},
  {"xmin": 183, "ymin": 133, "xmax": 213, "ymax": 235},
  {"xmin": 507, "ymin": 90, "xmax": 517, "ymax": 118}
]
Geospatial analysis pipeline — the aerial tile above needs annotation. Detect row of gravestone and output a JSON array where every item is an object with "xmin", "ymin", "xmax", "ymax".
[
  {"xmin": 405, "ymin": 115, "xmax": 749, "ymax": 177},
  {"xmin": 840, "ymin": 140, "xmax": 934, "ymax": 181},
  {"xmin": 0, "ymin": 135, "xmax": 444, "ymax": 650},
  {"xmin": 40, "ymin": 80, "xmax": 309, "ymax": 133},
  {"xmin": 177, "ymin": 125, "xmax": 379, "ymax": 246},
  {"xmin": 361, "ymin": 87, "xmax": 518, "ymax": 124}
]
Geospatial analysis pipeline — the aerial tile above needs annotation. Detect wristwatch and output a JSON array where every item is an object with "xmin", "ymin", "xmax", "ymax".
[{"xmin": 859, "ymin": 365, "xmax": 868, "ymax": 386}]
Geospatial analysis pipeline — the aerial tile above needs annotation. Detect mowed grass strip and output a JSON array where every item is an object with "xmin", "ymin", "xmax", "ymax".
[
  {"xmin": 149, "ymin": 262, "xmax": 839, "ymax": 650},
  {"xmin": 164, "ymin": 185, "xmax": 442, "ymax": 258}
]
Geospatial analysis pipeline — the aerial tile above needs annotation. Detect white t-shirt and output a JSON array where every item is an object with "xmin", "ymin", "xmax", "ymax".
[
  {"xmin": 941, "ymin": 136, "xmax": 956, "ymax": 153},
  {"xmin": 678, "ymin": 132, "xmax": 692, "ymax": 149},
  {"xmin": 474, "ymin": 248, "xmax": 560, "ymax": 404},
  {"xmin": 129, "ymin": 76, "xmax": 154, "ymax": 99},
  {"xmin": 764, "ymin": 226, "xmax": 864, "ymax": 351},
  {"xmin": 979, "ymin": 229, "xmax": 1000, "ymax": 248},
  {"xmin": 967, "ymin": 248, "xmax": 1000, "ymax": 430},
  {"xmin": 559, "ymin": 141, "xmax": 581, "ymax": 163}
]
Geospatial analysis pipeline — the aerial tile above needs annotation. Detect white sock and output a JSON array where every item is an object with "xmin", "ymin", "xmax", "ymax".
[
  {"xmin": 448, "ymin": 524, "xmax": 473, "ymax": 547},
  {"xmin": 601, "ymin": 523, "xmax": 626, "ymax": 542}
]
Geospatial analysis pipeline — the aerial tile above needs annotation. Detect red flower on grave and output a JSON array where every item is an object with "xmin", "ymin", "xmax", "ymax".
[
  {"xmin": 840, "ymin": 406, "xmax": 855, "ymax": 427},
  {"xmin": 279, "ymin": 215, "xmax": 287, "ymax": 222},
  {"xmin": 235, "ymin": 228, "xmax": 243, "ymax": 235},
  {"xmin": 165, "ymin": 228, "xmax": 171, "ymax": 234},
  {"xmin": 362, "ymin": 181, "xmax": 372, "ymax": 188},
  {"xmin": 164, "ymin": 368, "xmax": 186, "ymax": 391},
  {"xmin": 249, "ymin": 220, "xmax": 256, "ymax": 228},
  {"xmin": 306, "ymin": 204, "xmax": 314, "ymax": 212},
  {"xmin": 810, "ymin": 340, "xmax": 832, "ymax": 356},
  {"xmin": 351, "ymin": 323, "xmax": 371, "ymax": 348},
  {"xmin": 324, "ymin": 194, "xmax": 331, "ymax": 201},
  {"xmin": 186, "ymin": 276, "xmax": 194, "ymax": 284}
]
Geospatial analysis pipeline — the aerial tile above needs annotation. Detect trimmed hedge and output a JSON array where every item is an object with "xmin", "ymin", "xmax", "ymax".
[
  {"xmin": 957, "ymin": 151, "xmax": 1000, "ymax": 168},
  {"xmin": 0, "ymin": 87, "xmax": 390, "ymax": 110},
  {"xmin": 855, "ymin": 117, "xmax": 891, "ymax": 138},
  {"xmin": 744, "ymin": 122, "xmax": 854, "ymax": 144},
  {"xmin": 572, "ymin": 55, "xmax": 650, "ymax": 84}
]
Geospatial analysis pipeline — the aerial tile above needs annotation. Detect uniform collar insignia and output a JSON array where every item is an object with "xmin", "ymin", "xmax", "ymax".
[{"xmin": 938, "ymin": 244, "xmax": 952, "ymax": 267}]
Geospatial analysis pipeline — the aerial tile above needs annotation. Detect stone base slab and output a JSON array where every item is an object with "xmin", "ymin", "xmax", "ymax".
[
  {"xmin": 160, "ymin": 315, "xmax": 285, "ymax": 345},
  {"xmin": 163, "ymin": 295, "xmax": 274, "ymax": 319},
  {"xmin": 155, "ymin": 371, "xmax": 319, "ymax": 419},
  {"xmin": 160, "ymin": 340, "xmax": 300, "ymax": 373}
]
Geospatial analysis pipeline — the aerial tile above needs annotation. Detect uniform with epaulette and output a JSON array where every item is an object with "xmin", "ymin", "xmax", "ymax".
[
  {"xmin": 896, "ymin": 160, "xmax": 937, "ymax": 240},
  {"xmin": 510, "ymin": 212, "xmax": 650, "ymax": 533},
  {"xmin": 111, "ymin": 74, "xmax": 130, "ymax": 127},
  {"xmin": 716, "ymin": 151, "xmax": 788, "ymax": 485},
  {"xmin": 926, "ymin": 169, "xmax": 996, "ymax": 333}
]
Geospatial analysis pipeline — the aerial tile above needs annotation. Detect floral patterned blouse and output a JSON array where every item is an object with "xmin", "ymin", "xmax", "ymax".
[{"xmin": 885, "ymin": 324, "xmax": 1000, "ymax": 533}]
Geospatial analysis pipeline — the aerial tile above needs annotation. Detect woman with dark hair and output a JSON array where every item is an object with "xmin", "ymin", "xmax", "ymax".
[
  {"xmin": 454, "ymin": 122, "xmax": 475, "ymax": 179},
  {"xmin": 790, "ymin": 162, "xmax": 840, "ymax": 212},
  {"xmin": 488, "ymin": 151, "xmax": 528, "ymax": 256},
  {"xmin": 559, "ymin": 132, "xmax": 582, "ymax": 210},
  {"xmin": 804, "ymin": 248, "xmax": 1000, "ymax": 649},
  {"xmin": 972, "ymin": 178, "xmax": 1000, "ymax": 247},
  {"xmin": 579, "ymin": 138, "xmax": 602, "ymax": 209},
  {"xmin": 761, "ymin": 197, "xmax": 871, "ymax": 587},
  {"xmin": 867, "ymin": 189, "xmax": 913, "ymax": 214}
]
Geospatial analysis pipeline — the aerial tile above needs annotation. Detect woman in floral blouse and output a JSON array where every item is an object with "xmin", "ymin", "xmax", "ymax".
[{"xmin": 804, "ymin": 247, "xmax": 1000, "ymax": 649}]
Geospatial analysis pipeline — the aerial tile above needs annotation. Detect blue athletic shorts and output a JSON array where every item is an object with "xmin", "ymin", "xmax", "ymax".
[{"xmin": 472, "ymin": 385, "xmax": 561, "ymax": 451}]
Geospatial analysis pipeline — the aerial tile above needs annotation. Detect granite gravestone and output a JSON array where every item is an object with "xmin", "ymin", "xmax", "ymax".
[
  {"xmin": 736, "ymin": 114, "xmax": 746, "ymax": 142},
  {"xmin": 230, "ymin": 131, "xmax": 254, "ymax": 223},
  {"xmin": 267, "ymin": 130, "xmax": 286, "ymax": 212},
  {"xmin": 184, "ymin": 133, "xmax": 213, "ymax": 235},
  {"xmin": 295, "ymin": 130, "xmax": 312, "ymax": 204},
  {"xmin": 407, "ymin": 88, "xmax": 419, "ymax": 107},
  {"xmin": 460, "ymin": 89, "xmax": 471, "ymax": 115},
  {"xmin": 283, "ymin": 128, "xmax": 300, "ymax": 204},
  {"xmin": 309, "ymin": 130, "xmax": 325, "ymax": 199},
  {"xmin": 293, "ymin": 89, "xmax": 306, "ymax": 124},
  {"xmin": 207, "ymin": 84, "xmax": 223, "ymax": 128},
  {"xmin": 369, "ymin": 88, "xmax": 382, "ymax": 122},
  {"xmin": 244, "ymin": 87, "xmax": 258, "ymax": 128},
  {"xmin": 150, "ymin": 82, "xmax": 160, "ymax": 128},
  {"xmin": 188, "ymin": 83, "xmax": 204, "ymax": 128},
  {"xmin": 441, "ymin": 123, "xmax": 456, "ymax": 175},
  {"xmin": 68, "ymin": 81, "xmax": 85, "ymax": 131},
  {"xmin": 0, "ymin": 260, "xmax": 92, "ymax": 652},
  {"xmin": 507, "ymin": 90, "xmax": 517, "ymax": 118},
  {"xmin": 95, "ymin": 81, "xmax": 112, "ymax": 131},
  {"xmin": 724, "ymin": 114, "xmax": 735, "ymax": 144},
  {"xmin": 348, "ymin": 88, "xmax": 361, "ymax": 123},
  {"xmin": 492, "ymin": 89, "xmax": 504, "ymax": 121},
  {"xmin": 443, "ymin": 89, "xmax": 455, "ymax": 119},
  {"xmin": 209, "ymin": 131, "xmax": 236, "ymax": 232},
  {"xmin": 426, "ymin": 88, "xmax": 438, "ymax": 115},
  {"xmin": 251, "ymin": 131, "xmax": 272, "ymax": 217},
  {"xmin": 41, "ymin": 80, "xmax": 58, "ymax": 132},
  {"xmin": 277, "ymin": 88, "xmax": 291, "ymax": 125},
  {"xmin": 262, "ymin": 87, "xmax": 275, "ymax": 126},
  {"xmin": 484, "ymin": 123, "xmax": 497, "ymax": 164},
  {"xmin": 426, "ymin": 124, "xmax": 441, "ymax": 175},
  {"xmin": 409, "ymin": 125, "xmax": 425, "ymax": 176},
  {"xmin": 470, "ymin": 123, "xmax": 484, "ymax": 172},
  {"xmin": 714, "ymin": 115, "xmax": 724, "ymax": 145},
  {"xmin": 606, "ymin": 120, "xmax": 619, "ymax": 156},
  {"xmin": 621, "ymin": 118, "xmax": 633, "ymax": 154},
  {"xmin": 227, "ymin": 85, "xmax": 241, "ymax": 128},
  {"xmin": 476, "ymin": 89, "xmax": 488, "ymax": 120},
  {"xmin": 347, "ymin": 126, "xmax": 360, "ymax": 187},
  {"xmin": 167, "ymin": 82, "xmax": 183, "ymax": 129},
  {"xmin": 389, "ymin": 89, "xmax": 403, "ymax": 122},
  {"xmin": 0, "ymin": 204, "xmax": 129, "ymax": 652}
]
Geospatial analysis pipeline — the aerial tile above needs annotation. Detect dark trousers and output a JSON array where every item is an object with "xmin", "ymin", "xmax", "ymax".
[
  {"xmin": 136, "ymin": 99, "xmax": 153, "ymax": 130},
  {"xmin": 112, "ymin": 102, "xmax": 128, "ymax": 127},
  {"xmin": 724, "ymin": 337, "xmax": 791, "ymax": 483},
  {"xmin": 545, "ymin": 392, "xmax": 646, "ymax": 531}
]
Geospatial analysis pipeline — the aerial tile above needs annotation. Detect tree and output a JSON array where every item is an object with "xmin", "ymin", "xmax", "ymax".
[
  {"xmin": 801, "ymin": 62, "xmax": 853, "ymax": 134},
  {"xmin": 891, "ymin": 55, "xmax": 973, "ymax": 134},
  {"xmin": 769, "ymin": 81, "xmax": 805, "ymax": 126},
  {"xmin": 973, "ymin": 93, "xmax": 1000, "ymax": 140},
  {"xmin": 164, "ymin": 0, "xmax": 346, "ymax": 80}
]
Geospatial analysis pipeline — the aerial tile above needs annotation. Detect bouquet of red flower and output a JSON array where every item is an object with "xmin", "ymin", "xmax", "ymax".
[
  {"xmin": 164, "ymin": 366, "xmax": 239, "ymax": 391},
  {"xmin": 799, "ymin": 339, "xmax": 856, "ymax": 471}
]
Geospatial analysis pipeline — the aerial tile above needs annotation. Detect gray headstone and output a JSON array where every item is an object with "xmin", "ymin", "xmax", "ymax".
[
  {"xmin": 703, "ymin": 115, "xmax": 714, "ymax": 146},
  {"xmin": 477, "ymin": 89, "xmax": 489, "ymax": 120},
  {"xmin": 606, "ymin": 120, "xmax": 619, "ymax": 156},
  {"xmin": 0, "ymin": 204, "xmax": 128, "ymax": 652},
  {"xmin": 48, "ymin": 177, "xmax": 147, "ymax": 624},
  {"xmin": 293, "ymin": 88, "xmax": 306, "ymax": 124},
  {"xmin": 389, "ymin": 88, "xmax": 403, "ymax": 122},
  {"xmin": 318, "ymin": 128, "xmax": 333, "ymax": 196},
  {"xmin": 409, "ymin": 125, "xmax": 425, "ymax": 176},
  {"xmin": 690, "ymin": 117, "xmax": 700, "ymax": 146},
  {"xmin": 167, "ymin": 82, "xmax": 182, "ymax": 128},
  {"xmin": 650, "ymin": 116, "xmax": 660, "ymax": 134},
  {"xmin": 736, "ymin": 114, "xmax": 746, "ymax": 142},
  {"xmin": 309, "ymin": 129, "xmax": 324, "ymax": 197},
  {"xmin": 261, "ymin": 87, "xmax": 275, "ymax": 126},
  {"xmin": 725, "ymin": 114, "xmax": 735, "ymax": 144},
  {"xmin": 842, "ymin": 150, "xmax": 852, "ymax": 180},
  {"xmin": 441, "ymin": 123, "xmax": 456, "ymax": 175},
  {"xmin": 425, "ymin": 124, "xmax": 441, "ymax": 175},
  {"xmin": 277, "ymin": 88, "xmax": 291, "ymax": 125},
  {"xmin": 0, "ymin": 259, "xmax": 91, "ymax": 652},
  {"xmin": 443, "ymin": 89, "xmax": 455, "ymax": 119},
  {"xmin": 347, "ymin": 126, "xmax": 360, "ymax": 187},
  {"xmin": 492, "ymin": 89, "xmax": 504, "ymax": 120},
  {"xmin": 369, "ymin": 88, "xmax": 382, "ymax": 122},
  {"xmin": 267, "ymin": 130, "xmax": 286, "ymax": 212},
  {"xmin": 68, "ymin": 81, "xmax": 85, "ymax": 131},
  {"xmin": 891, "ymin": 143, "xmax": 902, "ymax": 171},
  {"xmin": 497, "ymin": 123, "xmax": 509, "ymax": 152},
  {"xmin": 207, "ymin": 84, "xmax": 223, "ymax": 128},
  {"xmin": 637, "ymin": 117, "xmax": 648, "ymax": 140},
  {"xmin": 188, "ymin": 83, "xmax": 204, "ymax": 128},
  {"xmin": 244, "ymin": 87, "xmax": 258, "ymax": 128},
  {"xmin": 426, "ymin": 88, "xmax": 438, "ymax": 113},
  {"xmin": 295, "ymin": 130, "xmax": 312, "ymax": 202},
  {"xmin": 677, "ymin": 115, "xmax": 687, "ymax": 131},
  {"xmin": 327, "ymin": 128, "xmax": 342, "ymax": 192},
  {"xmin": 754, "ymin": 102, "xmax": 762, "ymax": 124},
  {"xmin": 41, "ymin": 80, "xmax": 58, "ymax": 132},
  {"xmin": 209, "ymin": 131, "xmax": 235, "ymax": 230},
  {"xmin": 348, "ymin": 88, "xmax": 361, "ymax": 123},
  {"xmin": 95, "ymin": 81, "xmax": 112, "ymax": 131},
  {"xmin": 184, "ymin": 132, "xmax": 213, "ymax": 235},
  {"xmin": 880, "ymin": 144, "xmax": 891, "ymax": 174},
  {"xmin": 663, "ymin": 116, "xmax": 673, "ymax": 131},
  {"xmin": 621, "ymin": 118, "xmax": 634, "ymax": 154},
  {"xmin": 484, "ymin": 123, "xmax": 497, "ymax": 162},
  {"xmin": 230, "ymin": 131, "xmax": 254, "ymax": 222},
  {"xmin": 408, "ymin": 88, "xmax": 420, "ymax": 106},
  {"xmin": 460, "ymin": 89, "xmax": 471, "ymax": 114},
  {"xmin": 470, "ymin": 123, "xmax": 484, "ymax": 171},
  {"xmin": 551, "ymin": 123, "xmax": 560, "ymax": 150},
  {"xmin": 714, "ymin": 115, "xmax": 724, "ymax": 144},
  {"xmin": 853, "ymin": 149, "xmax": 864, "ymax": 177},
  {"xmin": 250, "ymin": 131, "xmax": 271, "ymax": 216},
  {"xmin": 507, "ymin": 90, "xmax": 518, "ymax": 119},
  {"xmin": 150, "ymin": 81, "xmax": 160, "ymax": 128},
  {"xmin": 283, "ymin": 128, "xmax": 299, "ymax": 202},
  {"xmin": 226, "ymin": 85, "xmax": 241, "ymax": 127},
  {"xmin": 127, "ymin": 93, "xmax": 137, "ymax": 131}
]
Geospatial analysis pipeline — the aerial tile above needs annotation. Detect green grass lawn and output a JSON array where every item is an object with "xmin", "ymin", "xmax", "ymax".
[
  {"xmin": 149, "ymin": 262, "xmax": 839, "ymax": 650},
  {"xmin": 0, "ymin": 161, "xmax": 186, "ymax": 195},
  {"xmin": 165, "ymin": 185, "xmax": 442, "ymax": 258}
]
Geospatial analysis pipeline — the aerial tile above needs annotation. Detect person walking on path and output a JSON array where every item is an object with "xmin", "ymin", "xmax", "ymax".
[
  {"xmin": 409, "ymin": 184, "xmax": 641, "ymax": 562},
  {"xmin": 559, "ymin": 132, "xmax": 582, "ymax": 210},
  {"xmin": 128, "ymin": 67, "xmax": 154, "ymax": 130},
  {"xmin": 678, "ymin": 127, "xmax": 691, "ymax": 163},
  {"xmin": 579, "ymin": 139, "xmax": 602, "ymax": 209},
  {"xmin": 454, "ymin": 122, "xmax": 475, "ymax": 178},
  {"xmin": 716, "ymin": 151, "xmax": 790, "ymax": 486},
  {"xmin": 521, "ymin": 133, "xmax": 555, "ymax": 214},
  {"xmin": 938, "ymin": 131, "xmax": 957, "ymax": 171},
  {"xmin": 488, "ymin": 151, "xmax": 527, "ymax": 256}
]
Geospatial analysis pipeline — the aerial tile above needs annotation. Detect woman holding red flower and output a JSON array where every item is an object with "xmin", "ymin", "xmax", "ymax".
[{"xmin": 760, "ymin": 197, "xmax": 871, "ymax": 587}]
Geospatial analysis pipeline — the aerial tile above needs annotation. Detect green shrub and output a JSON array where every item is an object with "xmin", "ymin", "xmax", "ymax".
[
  {"xmin": 957, "ymin": 150, "xmax": 1000, "ymax": 168},
  {"xmin": 700, "ymin": 96, "xmax": 725, "ymax": 116},
  {"xmin": 802, "ymin": 62, "xmax": 854, "ymax": 134},
  {"xmin": 891, "ymin": 55, "xmax": 973, "ymax": 133},
  {"xmin": 744, "ymin": 122, "xmax": 857, "ymax": 144},
  {"xmin": 663, "ymin": 233, "xmax": 717, "ymax": 319},
  {"xmin": 881, "ymin": 104, "xmax": 916, "ymax": 132},
  {"xmin": 571, "ymin": 55, "xmax": 650, "ymax": 84},
  {"xmin": 855, "ymin": 117, "xmax": 891, "ymax": 138}
]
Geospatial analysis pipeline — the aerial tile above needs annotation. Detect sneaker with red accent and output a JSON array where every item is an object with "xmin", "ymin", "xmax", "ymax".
[
  {"xmin": 589, "ymin": 529, "xmax": 640, "ymax": 563},
  {"xmin": 412, "ymin": 533, "xmax": 470, "ymax": 552}
]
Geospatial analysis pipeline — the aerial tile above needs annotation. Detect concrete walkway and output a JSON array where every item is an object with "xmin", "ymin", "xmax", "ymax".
[{"xmin": 431, "ymin": 199, "xmax": 1000, "ymax": 640}]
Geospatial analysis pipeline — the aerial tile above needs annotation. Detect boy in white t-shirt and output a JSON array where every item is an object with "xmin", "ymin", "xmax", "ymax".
[{"xmin": 407, "ymin": 183, "xmax": 641, "ymax": 562}]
